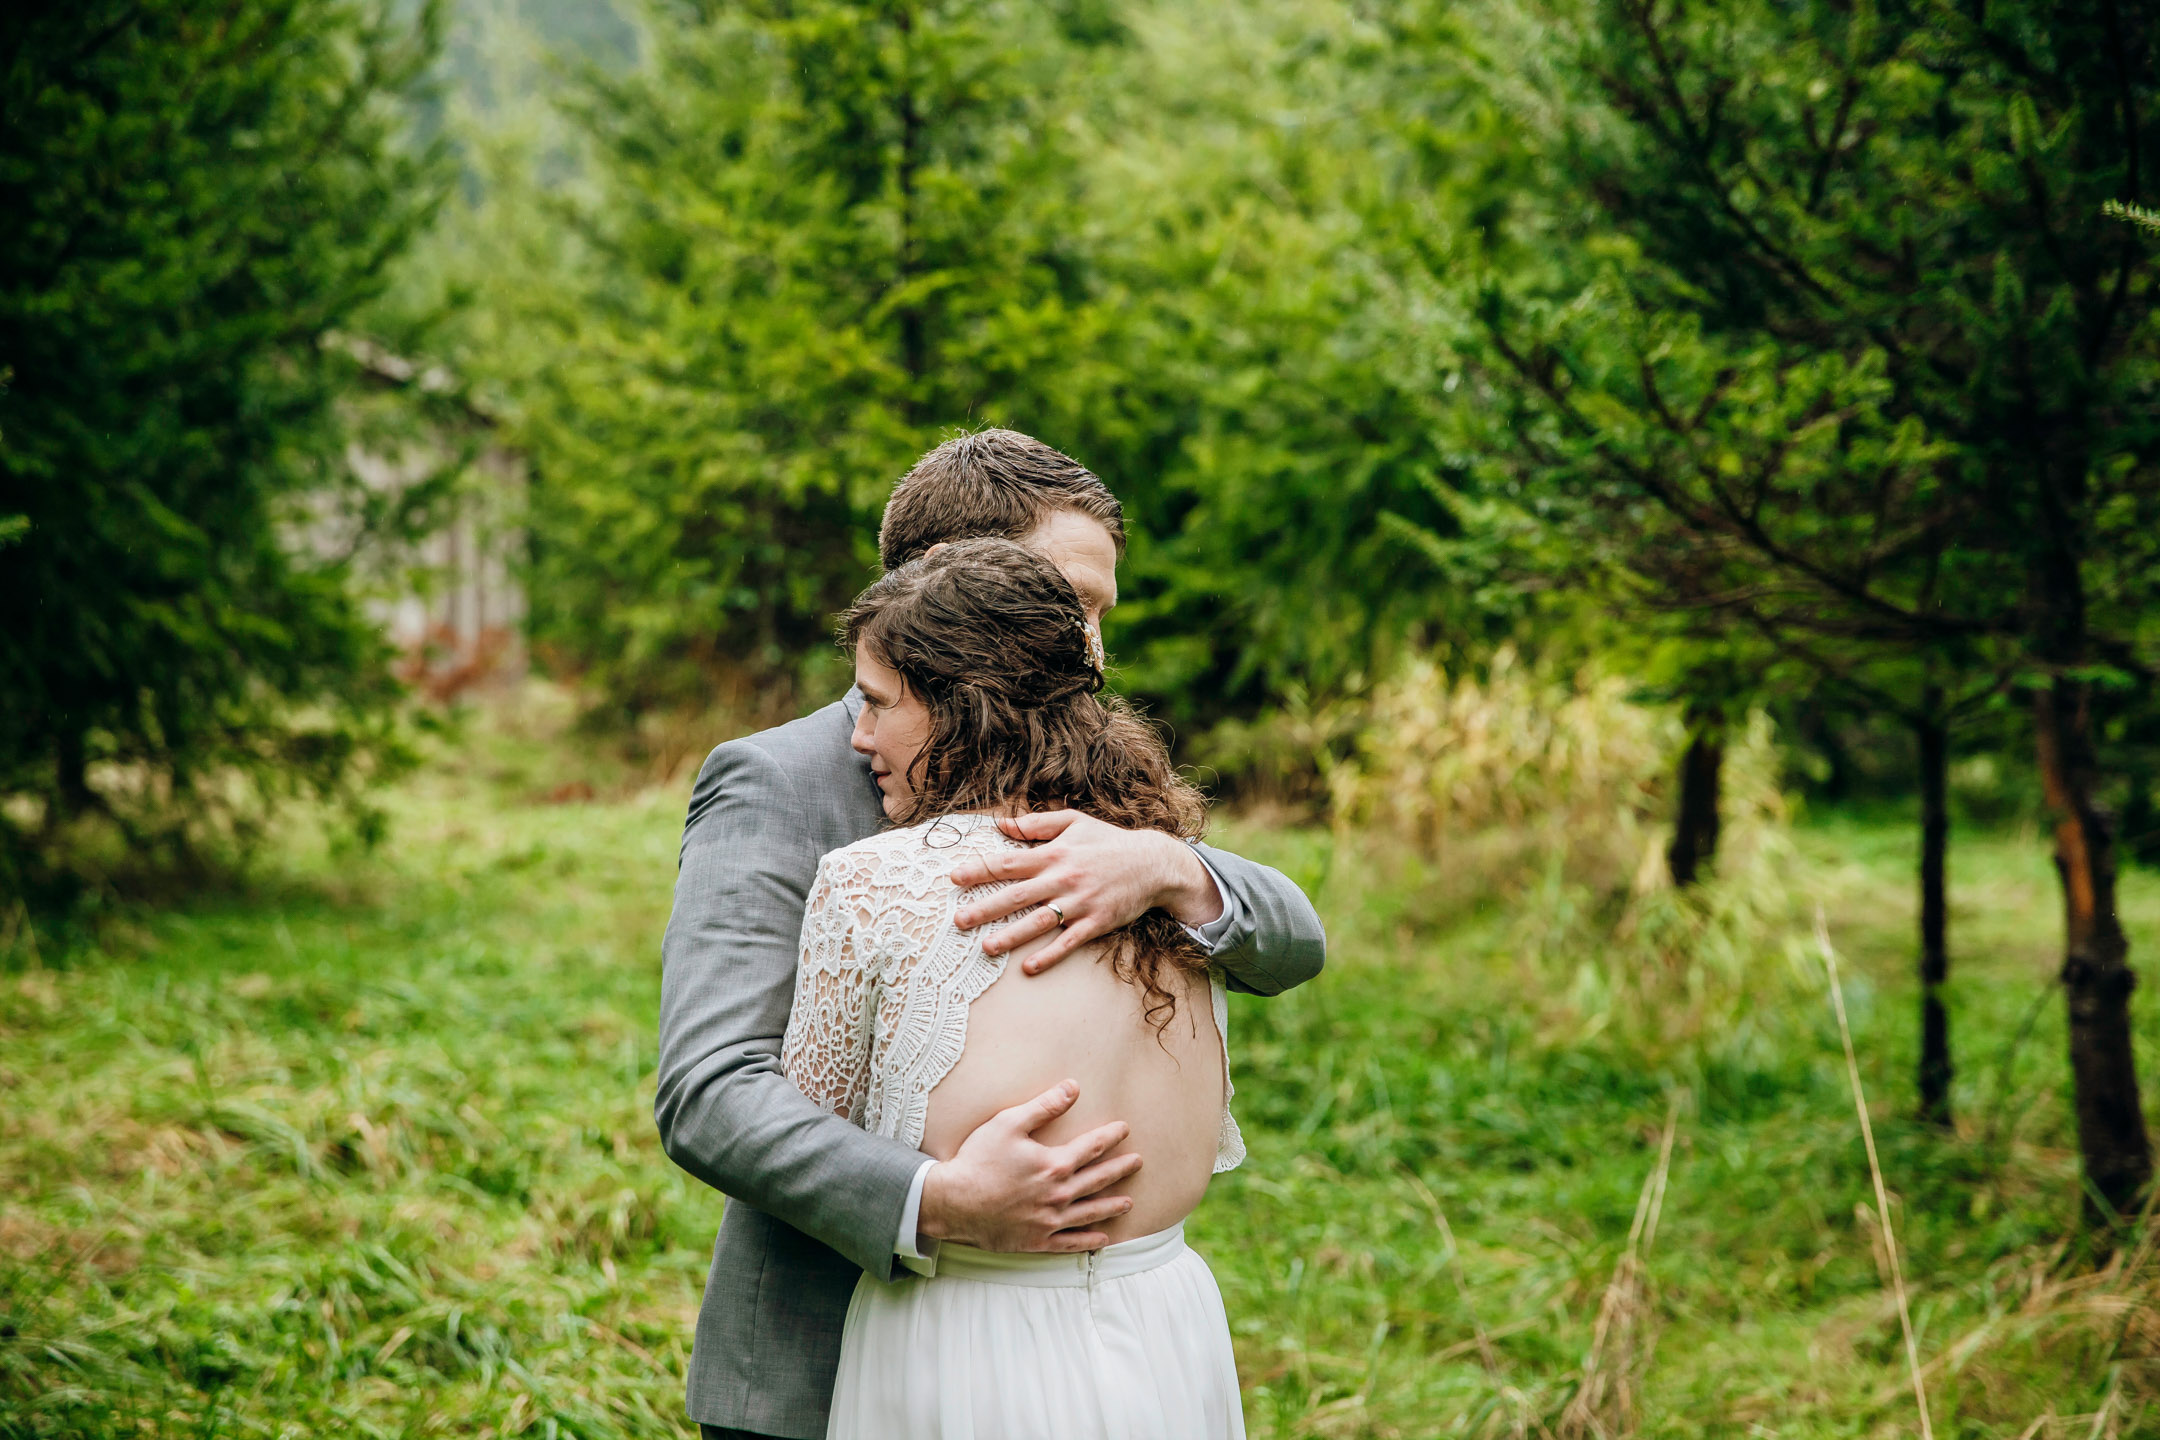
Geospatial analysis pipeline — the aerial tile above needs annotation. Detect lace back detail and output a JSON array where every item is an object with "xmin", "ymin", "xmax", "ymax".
[{"xmin": 782, "ymin": 815, "xmax": 1243, "ymax": 1174}]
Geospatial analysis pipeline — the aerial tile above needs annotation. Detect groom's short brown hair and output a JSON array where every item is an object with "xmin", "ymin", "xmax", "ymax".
[{"xmin": 878, "ymin": 429, "xmax": 1125, "ymax": 572}]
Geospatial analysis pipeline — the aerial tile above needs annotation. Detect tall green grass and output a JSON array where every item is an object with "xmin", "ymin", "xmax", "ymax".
[{"xmin": 4, "ymin": 692, "xmax": 2157, "ymax": 1438}]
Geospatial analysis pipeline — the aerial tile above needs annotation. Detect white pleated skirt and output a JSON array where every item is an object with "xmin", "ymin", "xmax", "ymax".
[{"xmin": 825, "ymin": 1223, "xmax": 1246, "ymax": 1440}]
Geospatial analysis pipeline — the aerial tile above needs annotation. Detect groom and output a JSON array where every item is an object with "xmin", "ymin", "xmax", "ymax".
[{"xmin": 656, "ymin": 429, "xmax": 1327, "ymax": 1439}]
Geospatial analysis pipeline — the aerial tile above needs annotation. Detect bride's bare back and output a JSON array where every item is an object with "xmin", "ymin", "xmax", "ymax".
[
  {"xmin": 921, "ymin": 926, "xmax": 1225, "ymax": 1243},
  {"xmin": 781, "ymin": 817, "xmax": 1241, "ymax": 1248}
]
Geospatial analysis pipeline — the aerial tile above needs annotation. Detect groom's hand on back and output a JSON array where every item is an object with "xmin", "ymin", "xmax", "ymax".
[
  {"xmin": 917, "ymin": 1080, "xmax": 1143, "ymax": 1252},
  {"xmin": 949, "ymin": 810, "xmax": 1224, "ymax": 974}
]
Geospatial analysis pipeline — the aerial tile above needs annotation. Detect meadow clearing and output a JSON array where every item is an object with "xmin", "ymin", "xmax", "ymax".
[{"xmin": 4, "ymin": 692, "xmax": 2158, "ymax": 1439}]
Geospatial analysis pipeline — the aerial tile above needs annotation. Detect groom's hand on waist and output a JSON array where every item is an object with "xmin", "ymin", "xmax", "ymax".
[
  {"xmin": 948, "ymin": 810, "xmax": 1224, "ymax": 974},
  {"xmin": 916, "ymin": 1080, "xmax": 1142, "ymax": 1252}
]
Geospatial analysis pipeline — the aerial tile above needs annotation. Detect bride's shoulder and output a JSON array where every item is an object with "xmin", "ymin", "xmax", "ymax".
[{"xmin": 816, "ymin": 815, "xmax": 1009, "ymax": 890}]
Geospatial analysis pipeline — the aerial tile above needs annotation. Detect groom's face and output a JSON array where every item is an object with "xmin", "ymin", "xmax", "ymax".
[
  {"xmin": 1021, "ymin": 509, "xmax": 1119, "ymax": 624},
  {"xmin": 916, "ymin": 511, "xmax": 1118, "ymax": 618}
]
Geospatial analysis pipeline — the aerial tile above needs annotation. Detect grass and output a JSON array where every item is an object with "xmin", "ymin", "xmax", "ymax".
[{"xmin": 5, "ymin": 695, "xmax": 2160, "ymax": 1439}]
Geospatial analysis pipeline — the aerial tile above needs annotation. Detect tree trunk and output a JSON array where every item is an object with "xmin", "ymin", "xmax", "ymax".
[
  {"xmin": 2035, "ymin": 679, "xmax": 2151, "ymax": 1228},
  {"xmin": 1917, "ymin": 698, "xmax": 1952, "ymax": 1127},
  {"xmin": 1667, "ymin": 712, "xmax": 1723, "ymax": 887},
  {"xmin": 893, "ymin": 6, "xmax": 927, "ymax": 418},
  {"xmin": 53, "ymin": 723, "xmax": 95, "ymax": 826}
]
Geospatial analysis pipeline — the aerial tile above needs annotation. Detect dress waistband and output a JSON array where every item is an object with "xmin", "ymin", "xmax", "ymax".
[{"xmin": 931, "ymin": 1224, "xmax": 1187, "ymax": 1288}]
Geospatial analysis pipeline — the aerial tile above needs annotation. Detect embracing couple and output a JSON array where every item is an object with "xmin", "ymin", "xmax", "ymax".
[{"xmin": 655, "ymin": 430, "xmax": 1327, "ymax": 1440}]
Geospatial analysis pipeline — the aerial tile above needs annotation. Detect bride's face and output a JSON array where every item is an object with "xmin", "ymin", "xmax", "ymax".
[{"xmin": 851, "ymin": 641, "xmax": 933, "ymax": 817}]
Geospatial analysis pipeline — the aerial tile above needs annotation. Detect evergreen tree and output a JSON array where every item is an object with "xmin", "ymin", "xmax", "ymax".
[
  {"xmin": 0, "ymin": 0, "xmax": 448, "ymax": 887},
  {"xmin": 1465, "ymin": 0, "xmax": 2160, "ymax": 1217},
  {"xmin": 1050, "ymin": 0, "xmax": 1504, "ymax": 746},
  {"xmin": 475, "ymin": 0, "xmax": 1121, "ymax": 723}
]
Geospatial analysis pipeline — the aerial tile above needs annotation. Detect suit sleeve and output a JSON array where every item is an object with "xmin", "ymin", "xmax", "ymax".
[
  {"xmin": 654, "ymin": 740, "xmax": 924, "ymax": 1280},
  {"xmin": 1190, "ymin": 840, "xmax": 1327, "ymax": 997}
]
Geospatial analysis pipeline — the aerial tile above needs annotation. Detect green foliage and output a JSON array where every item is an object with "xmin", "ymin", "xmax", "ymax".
[
  {"xmin": 459, "ymin": 0, "xmax": 1123, "ymax": 722},
  {"xmin": 0, "ymin": 0, "xmax": 451, "ymax": 894},
  {"xmin": 436, "ymin": 0, "xmax": 1533, "ymax": 744},
  {"xmin": 1427, "ymin": 0, "xmax": 2160, "ymax": 1205},
  {"xmin": 1051, "ymin": 0, "xmax": 1503, "ymax": 736},
  {"xmin": 2108, "ymin": 200, "xmax": 2160, "ymax": 236},
  {"xmin": 1454, "ymin": 0, "xmax": 2160, "ymax": 729}
]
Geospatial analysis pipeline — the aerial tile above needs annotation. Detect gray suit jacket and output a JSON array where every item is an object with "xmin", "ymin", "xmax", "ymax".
[{"xmin": 655, "ymin": 693, "xmax": 1327, "ymax": 1437}]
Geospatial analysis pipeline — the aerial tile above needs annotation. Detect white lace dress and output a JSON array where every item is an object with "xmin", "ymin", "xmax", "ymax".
[{"xmin": 781, "ymin": 814, "xmax": 1248, "ymax": 1440}]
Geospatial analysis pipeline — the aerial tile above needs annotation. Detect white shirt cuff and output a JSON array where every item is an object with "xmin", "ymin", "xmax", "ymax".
[
  {"xmin": 895, "ymin": 1158, "xmax": 940, "ymax": 1277},
  {"xmin": 1183, "ymin": 847, "xmax": 1242, "ymax": 952}
]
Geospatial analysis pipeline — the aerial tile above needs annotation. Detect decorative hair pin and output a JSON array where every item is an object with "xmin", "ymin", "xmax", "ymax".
[{"xmin": 1079, "ymin": 619, "xmax": 1106, "ymax": 674}]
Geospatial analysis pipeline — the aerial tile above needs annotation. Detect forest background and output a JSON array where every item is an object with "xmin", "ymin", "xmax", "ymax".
[{"xmin": 4, "ymin": 0, "xmax": 2160, "ymax": 1435}]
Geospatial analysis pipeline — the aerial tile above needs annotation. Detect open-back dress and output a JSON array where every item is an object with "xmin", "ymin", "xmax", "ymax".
[{"xmin": 781, "ymin": 813, "xmax": 1247, "ymax": 1440}]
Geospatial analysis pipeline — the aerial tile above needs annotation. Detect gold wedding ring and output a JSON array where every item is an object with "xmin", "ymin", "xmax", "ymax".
[{"xmin": 1047, "ymin": 901, "xmax": 1067, "ymax": 926}]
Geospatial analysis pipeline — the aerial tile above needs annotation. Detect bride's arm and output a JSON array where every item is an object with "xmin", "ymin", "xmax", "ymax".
[{"xmin": 781, "ymin": 855, "xmax": 875, "ymax": 1126}]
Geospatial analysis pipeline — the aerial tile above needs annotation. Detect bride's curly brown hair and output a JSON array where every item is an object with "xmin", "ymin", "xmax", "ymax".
[{"xmin": 841, "ymin": 537, "xmax": 1210, "ymax": 1027}]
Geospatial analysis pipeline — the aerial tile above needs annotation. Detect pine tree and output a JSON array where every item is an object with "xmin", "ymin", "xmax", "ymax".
[
  {"xmin": 472, "ymin": 0, "xmax": 1119, "ymax": 722},
  {"xmin": 1468, "ymin": 0, "xmax": 2160, "ymax": 1218},
  {"xmin": 0, "ymin": 0, "xmax": 447, "ymax": 887}
]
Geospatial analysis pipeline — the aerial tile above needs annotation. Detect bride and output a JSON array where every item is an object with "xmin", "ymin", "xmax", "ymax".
[{"xmin": 780, "ymin": 536, "xmax": 1247, "ymax": 1440}]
